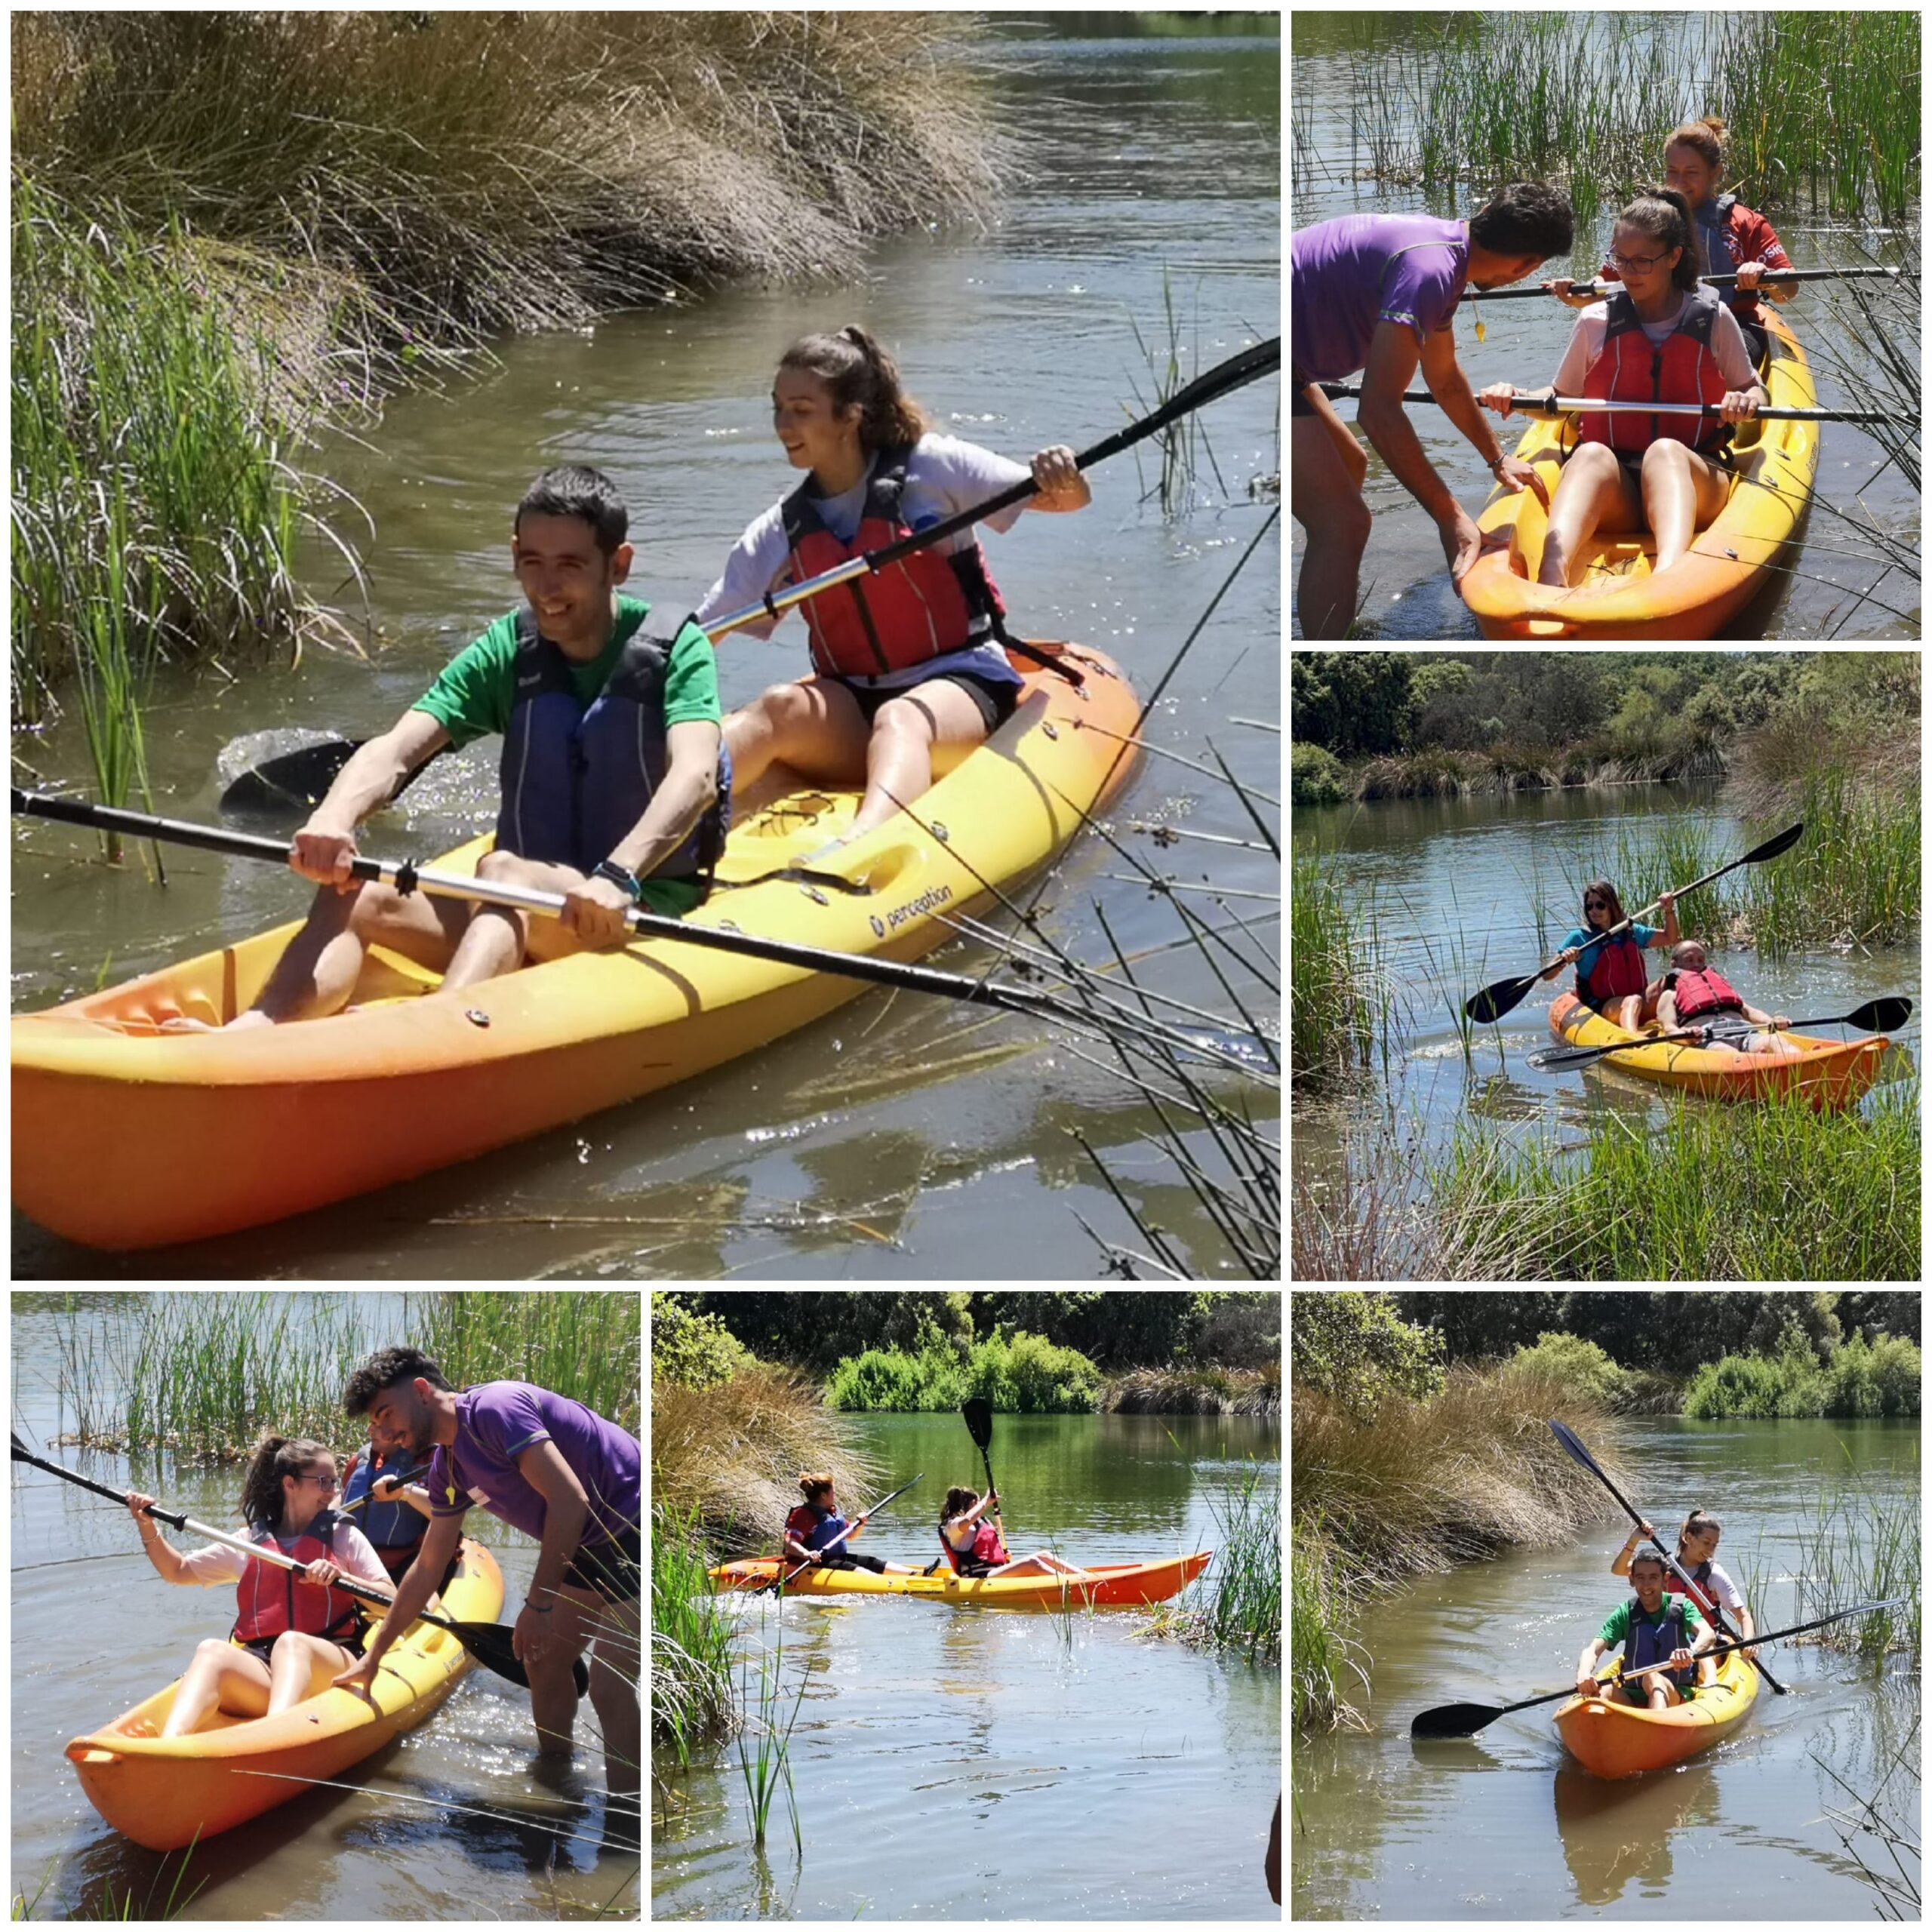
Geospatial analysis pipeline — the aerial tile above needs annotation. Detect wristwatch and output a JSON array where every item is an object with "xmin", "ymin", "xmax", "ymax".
[{"xmin": 591, "ymin": 859, "xmax": 643, "ymax": 902}]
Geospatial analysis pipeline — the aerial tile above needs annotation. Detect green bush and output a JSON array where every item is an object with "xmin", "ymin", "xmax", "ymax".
[
  {"xmin": 1291, "ymin": 741, "xmax": 1349, "ymax": 804},
  {"xmin": 826, "ymin": 1330, "xmax": 1100, "ymax": 1413},
  {"xmin": 651, "ymin": 1291, "xmax": 752, "ymax": 1391},
  {"xmin": 1502, "ymin": 1331, "xmax": 1629, "ymax": 1408}
]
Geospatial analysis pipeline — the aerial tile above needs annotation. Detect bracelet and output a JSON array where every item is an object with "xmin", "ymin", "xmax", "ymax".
[{"xmin": 591, "ymin": 858, "xmax": 643, "ymax": 902}]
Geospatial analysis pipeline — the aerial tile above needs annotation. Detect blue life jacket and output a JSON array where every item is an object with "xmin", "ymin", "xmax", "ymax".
[
  {"xmin": 342, "ymin": 1447, "xmax": 423, "ymax": 1577},
  {"xmin": 785, "ymin": 1502, "xmax": 852, "ymax": 1553},
  {"xmin": 495, "ymin": 608, "xmax": 731, "ymax": 888},
  {"xmin": 1620, "ymin": 1593, "xmax": 1696, "ymax": 1696}
]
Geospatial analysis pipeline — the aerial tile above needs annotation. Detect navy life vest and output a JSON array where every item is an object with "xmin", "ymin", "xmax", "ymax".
[
  {"xmin": 495, "ymin": 608, "xmax": 731, "ymax": 887},
  {"xmin": 785, "ymin": 1502, "xmax": 852, "ymax": 1554},
  {"xmin": 1618, "ymin": 1592, "xmax": 1696, "ymax": 1696},
  {"xmin": 341, "ymin": 1447, "xmax": 423, "ymax": 1579},
  {"xmin": 781, "ymin": 445, "xmax": 1009, "ymax": 679}
]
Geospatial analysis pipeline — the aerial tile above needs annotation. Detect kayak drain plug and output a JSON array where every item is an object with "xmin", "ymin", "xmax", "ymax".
[{"xmin": 464, "ymin": 1009, "xmax": 491, "ymax": 1029}]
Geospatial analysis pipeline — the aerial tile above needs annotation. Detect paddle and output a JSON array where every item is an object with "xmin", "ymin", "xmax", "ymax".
[
  {"xmin": 961, "ymin": 1397, "xmax": 1004, "ymax": 1551},
  {"xmin": 11, "ymin": 788, "xmax": 1251, "ymax": 1069},
  {"xmin": 1463, "ymin": 821, "xmax": 1805, "ymax": 1026},
  {"xmin": 1409, "ymin": 1595, "xmax": 1910, "ymax": 1739},
  {"xmin": 1546, "ymin": 1418, "xmax": 1787, "ymax": 1695},
  {"xmin": 1463, "ymin": 266, "xmax": 1909, "ymax": 302},
  {"xmin": 9, "ymin": 1434, "xmax": 580, "ymax": 1694},
  {"xmin": 221, "ymin": 335, "xmax": 1280, "ymax": 808},
  {"xmin": 1314, "ymin": 381, "xmax": 1887, "ymax": 426},
  {"xmin": 749, "ymin": 1473, "xmax": 924, "ymax": 1596},
  {"xmin": 1527, "ymin": 995, "xmax": 1912, "ymax": 1072},
  {"xmin": 337, "ymin": 1460, "xmax": 429, "ymax": 1516}
]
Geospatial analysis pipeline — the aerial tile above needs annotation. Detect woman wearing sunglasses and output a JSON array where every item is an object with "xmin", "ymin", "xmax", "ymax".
[{"xmin": 1540, "ymin": 880, "xmax": 1681, "ymax": 1029}]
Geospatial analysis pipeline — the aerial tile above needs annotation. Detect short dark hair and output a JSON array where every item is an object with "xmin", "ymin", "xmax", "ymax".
[
  {"xmin": 343, "ymin": 1346, "xmax": 453, "ymax": 1417},
  {"xmin": 1469, "ymin": 181, "xmax": 1575, "ymax": 261},
  {"xmin": 515, "ymin": 464, "xmax": 628, "ymax": 557},
  {"xmin": 1629, "ymin": 1550, "xmax": 1668, "ymax": 1575}
]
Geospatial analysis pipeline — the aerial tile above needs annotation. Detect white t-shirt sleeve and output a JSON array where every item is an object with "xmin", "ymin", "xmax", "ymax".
[
  {"xmin": 906, "ymin": 434, "xmax": 1033, "ymax": 534},
  {"xmin": 692, "ymin": 503, "xmax": 792, "ymax": 641}
]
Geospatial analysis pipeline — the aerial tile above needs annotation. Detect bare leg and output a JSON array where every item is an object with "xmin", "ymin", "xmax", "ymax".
[
  {"xmin": 723, "ymin": 677, "xmax": 869, "ymax": 794},
  {"xmin": 265, "ymin": 1631, "xmax": 359, "ymax": 1715},
  {"xmin": 1640, "ymin": 441, "xmax": 1732, "ymax": 574},
  {"xmin": 1291, "ymin": 408, "xmax": 1372, "ymax": 640},
  {"xmin": 239, "ymin": 880, "xmax": 468, "ymax": 1026},
  {"xmin": 1537, "ymin": 447, "xmax": 1635, "ymax": 588},
  {"xmin": 161, "ymin": 1638, "xmax": 272, "ymax": 1737},
  {"xmin": 851, "ymin": 681, "xmax": 993, "ymax": 839}
]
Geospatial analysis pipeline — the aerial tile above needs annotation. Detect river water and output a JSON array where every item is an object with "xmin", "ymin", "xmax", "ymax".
[
  {"xmin": 1292, "ymin": 1417, "xmax": 1920, "ymax": 1918},
  {"xmin": 1290, "ymin": 14, "xmax": 1918, "ymax": 640},
  {"xmin": 654, "ymin": 1411, "xmax": 1282, "ymax": 1919},
  {"xmin": 10, "ymin": 1291, "xmax": 640, "ymax": 1920},
  {"xmin": 11, "ymin": 25, "xmax": 1281, "ymax": 1279},
  {"xmin": 1292, "ymin": 784, "xmax": 1919, "ymax": 1191}
]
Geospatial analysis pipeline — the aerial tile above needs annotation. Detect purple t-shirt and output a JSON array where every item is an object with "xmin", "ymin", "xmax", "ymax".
[
  {"xmin": 428, "ymin": 1382, "xmax": 640, "ymax": 1548},
  {"xmin": 1291, "ymin": 214, "xmax": 1467, "ymax": 385}
]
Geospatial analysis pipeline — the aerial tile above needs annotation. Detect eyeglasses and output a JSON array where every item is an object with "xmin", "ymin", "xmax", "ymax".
[
  {"xmin": 1607, "ymin": 251, "xmax": 1669, "ymax": 272},
  {"xmin": 300, "ymin": 1472, "xmax": 340, "ymax": 1491}
]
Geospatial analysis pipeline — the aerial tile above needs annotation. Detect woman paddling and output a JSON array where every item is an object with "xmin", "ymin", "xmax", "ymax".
[
  {"xmin": 1555, "ymin": 116, "xmax": 1796, "ymax": 370},
  {"xmin": 938, "ymin": 1485, "xmax": 1084, "ymax": 1582},
  {"xmin": 1540, "ymin": 879, "xmax": 1680, "ymax": 1030},
  {"xmin": 1613, "ymin": 1509, "xmax": 1760, "ymax": 1687},
  {"xmin": 125, "ymin": 1436, "xmax": 394, "ymax": 1738},
  {"xmin": 1480, "ymin": 186, "xmax": 1767, "ymax": 591},
  {"xmin": 694, "ymin": 326, "xmax": 1090, "ymax": 848},
  {"xmin": 783, "ymin": 1474, "xmax": 917, "ymax": 1578}
]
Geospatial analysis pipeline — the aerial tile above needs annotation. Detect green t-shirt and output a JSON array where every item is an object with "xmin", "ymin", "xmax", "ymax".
[{"xmin": 411, "ymin": 593, "xmax": 721, "ymax": 915}]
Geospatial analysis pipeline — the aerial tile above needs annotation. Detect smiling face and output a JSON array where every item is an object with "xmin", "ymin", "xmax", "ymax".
[
  {"xmin": 365, "ymin": 1380, "xmax": 436, "ymax": 1459},
  {"xmin": 1663, "ymin": 141, "xmax": 1719, "ymax": 213},
  {"xmin": 512, "ymin": 512, "xmax": 629, "ymax": 655},
  {"xmin": 772, "ymin": 367, "xmax": 863, "ymax": 477}
]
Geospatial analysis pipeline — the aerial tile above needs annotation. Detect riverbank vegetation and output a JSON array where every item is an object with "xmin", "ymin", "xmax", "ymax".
[
  {"xmin": 12, "ymin": 11, "xmax": 1001, "ymax": 791},
  {"xmin": 35, "ymin": 1287, "xmax": 638, "ymax": 1457},
  {"xmin": 1293, "ymin": 11, "xmax": 1918, "ymax": 228},
  {"xmin": 1291, "ymin": 1291, "xmax": 1920, "ymax": 1728}
]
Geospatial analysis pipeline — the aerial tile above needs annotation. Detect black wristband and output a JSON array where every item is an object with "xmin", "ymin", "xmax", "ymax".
[{"xmin": 592, "ymin": 859, "xmax": 643, "ymax": 902}]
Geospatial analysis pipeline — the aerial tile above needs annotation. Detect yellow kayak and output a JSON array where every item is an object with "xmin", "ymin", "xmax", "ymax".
[
  {"xmin": 13, "ymin": 648, "xmax": 1139, "ymax": 1248},
  {"xmin": 66, "ymin": 1540, "xmax": 503, "ymax": 1850},
  {"xmin": 1549, "ymin": 991, "xmax": 1887, "ymax": 1109},
  {"xmin": 1460, "ymin": 309, "xmax": 1818, "ymax": 639},
  {"xmin": 712, "ymin": 1551, "xmax": 1211, "ymax": 1607},
  {"xmin": 1554, "ymin": 1646, "xmax": 1758, "ymax": 1779}
]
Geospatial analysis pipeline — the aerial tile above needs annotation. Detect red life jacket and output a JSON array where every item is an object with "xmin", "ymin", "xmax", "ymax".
[
  {"xmin": 1577, "ymin": 931, "xmax": 1650, "ymax": 1008},
  {"xmin": 780, "ymin": 445, "xmax": 1008, "ymax": 678},
  {"xmin": 1579, "ymin": 287, "xmax": 1731, "ymax": 456},
  {"xmin": 940, "ymin": 1518, "xmax": 1012, "ymax": 1577},
  {"xmin": 1672, "ymin": 967, "xmax": 1746, "ymax": 1020},
  {"xmin": 230, "ymin": 1509, "xmax": 365, "ymax": 1645}
]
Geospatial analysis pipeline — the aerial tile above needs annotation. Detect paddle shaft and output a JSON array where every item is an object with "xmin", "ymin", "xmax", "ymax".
[
  {"xmin": 1464, "ymin": 266, "xmax": 1905, "ymax": 300},
  {"xmin": 1315, "ymin": 383, "xmax": 1877, "ymax": 424}
]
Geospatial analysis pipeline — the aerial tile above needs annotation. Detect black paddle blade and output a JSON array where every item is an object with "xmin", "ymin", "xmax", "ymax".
[
  {"xmin": 1741, "ymin": 820, "xmax": 1804, "ymax": 865},
  {"xmin": 1410, "ymin": 1702, "xmax": 1503, "ymax": 1740},
  {"xmin": 1854, "ymin": 996, "xmax": 1914, "ymax": 1033},
  {"xmin": 439, "ymin": 1614, "xmax": 589, "ymax": 1694},
  {"xmin": 219, "ymin": 737, "xmax": 360, "ymax": 813},
  {"xmin": 1465, "ymin": 974, "xmax": 1537, "ymax": 1026},
  {"xmin": 961, "ymin": 1398, "xmax": 994, "ymax": 1451}
]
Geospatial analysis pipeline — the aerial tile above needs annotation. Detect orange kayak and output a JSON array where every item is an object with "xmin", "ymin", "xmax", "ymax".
[
  {"xmin": 66, "ymin": 1539, "xmax": 502, "ymax": 1851},
  {"xmin": 711, "ymin": 1551, "xmax": 1212, "ymax": 1607},
  {"xmin": 1549, "ymin": 991, "xmax": 1887, "ymax": 1108},
  {"xmin": 13, "ymin": 648, "xmax": 1139, "ymax": 1249},
  {"xmin": 1554, "ymin": 1647, "xmax": 1758, "ymax": 1778}
]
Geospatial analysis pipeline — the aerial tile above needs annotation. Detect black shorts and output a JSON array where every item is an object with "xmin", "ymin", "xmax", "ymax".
[
  {"xmin": 840, "ymin": 671, "xmax": 1021, "ymax": 734},
  {"xmin": 236, "ymin": 1625, "xmax": 365, "ymax": 1666},
  {"xmin": 565, "ymin": 1524, "xmax": 641, "ymax": 1603}
]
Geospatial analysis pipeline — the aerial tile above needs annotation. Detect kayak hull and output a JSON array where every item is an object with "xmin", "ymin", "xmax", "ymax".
[
  {"xmin": 13, "ymin": 648, "xmax": 1139, "ymax": 1249},
  {"xmin": 1549, "ymin": 990, "xmax": 1887, "ymax": 1109},
  {"xmin": 709, "ymin": 1551, "xmax": 1212, "ymax": 1607},
  {"xmin": 1554, "ymin": 1646, "xmax": 1758, "ymax": 1779},
  {"xmin": 66, "ymin": 1539, "xmax": 503, "ymax": 1852},
  {"xmin": 1460, "ymin": 310, "xmax": 1818, "ymax": 640}
]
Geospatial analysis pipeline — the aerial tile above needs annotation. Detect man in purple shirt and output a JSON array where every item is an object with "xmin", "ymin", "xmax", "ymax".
[
  {"xmin": 334, "ymin": 1347, "xmax": 640, "ymax": 1835},
  {"xmin": 1292, "ymin": 183, "xmax": 1574, "ymax": 638}
]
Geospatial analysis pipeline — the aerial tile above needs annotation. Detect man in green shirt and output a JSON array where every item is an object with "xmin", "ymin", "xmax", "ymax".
[
  {"xmin": 1574, "ymin": 1551, "xmax": 1716, "ymax": 1709},
  {"xmin": 233, "ymin": 466, "xmax": 727, "ymax": 1026}
]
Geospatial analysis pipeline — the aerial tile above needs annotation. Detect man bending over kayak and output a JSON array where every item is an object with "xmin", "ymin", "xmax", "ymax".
[
  {"xmin": 1654, "ymin": 941, "xmax": 1803, "ymax": 1058},
  {"xmin": 334, "ymin": 1348, "xmax": 640, "ymax": 1829},
  {"xmin": 229, "ymin": 465, "xmax": 727, "ymax": 1026},
  {"xmin": 1575, "ymin": 1549, "xmax": 1718, "ymax": 1711}
]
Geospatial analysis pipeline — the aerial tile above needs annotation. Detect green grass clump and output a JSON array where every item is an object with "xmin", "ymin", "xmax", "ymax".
[
  {"xmin": 826, "ymin": 1330, "xmax": 1102, "ymax": 1414},
  {"xmin": 1290, "ymin": 845, "xmax": 1385, "ymax": 1093},
  {"xmin": 650, "ymin": 1503, "xmax": 736, "ymax": 1767}
]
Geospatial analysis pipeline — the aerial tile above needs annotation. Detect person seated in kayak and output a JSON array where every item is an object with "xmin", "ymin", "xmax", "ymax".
[
  {"xmin": 1613, "ymin": 1512, "xmax": 1758, "ymax": 1675},
  {"xmin": 1654, "ymin": 940, "xmax": 1803, "ymax": 1058},
  {"xmin": 693, "ymin": 325, "xmax": 1089, "ymax": 850},
  {"xmin": 1574, "ymin": 1549, "xmax": 1718, "ymax": 1711},
  {"xmin": 338, "ymin": 1436, "xmax": 438, "ymax": 1587},
  {"xmin": 229, "ymin": 464, "xmax": 728, "ymax": 1026},
  {"xmin": 1550, "ymin": 115, "xmax": 1796, "ymax": 371},
  {"xmin": 1478, "ymin": 185, "xmax": 1768, "ymax": 591},
  {"xmin": 781, "ymin": 1473, "xmax": 916, "ymax": 1577},
  {"xmin": 123, "ymin": 1435, "xmax": 395, "ymax": 1738},
  {"xmin": 1540, "ymin": 878, "xmax": 1680, "ymax": 1029},
  {"xmin": 938, "ymin": 1486, "xmax": 1084, "ymax": 1581}
]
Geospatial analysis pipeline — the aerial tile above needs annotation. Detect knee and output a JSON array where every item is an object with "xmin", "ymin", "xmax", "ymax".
[
  {"xmin": 342, "ymin": 877, "xmax": 413, "ymax": 938},
  {"xmin": 870, "ymin": 696, "xmax": 934, "ymax": 746},
  {"xmin": 1639, "ymin": 439, "xmax": 1687, "ymax": 479},
  {"xmin": 474, "ymin": 847, "xmax": 541, "ymax": 887},
  {"xmin": 1303, "ymin": 492, "xmax": 1371, "ymax": 552}
]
